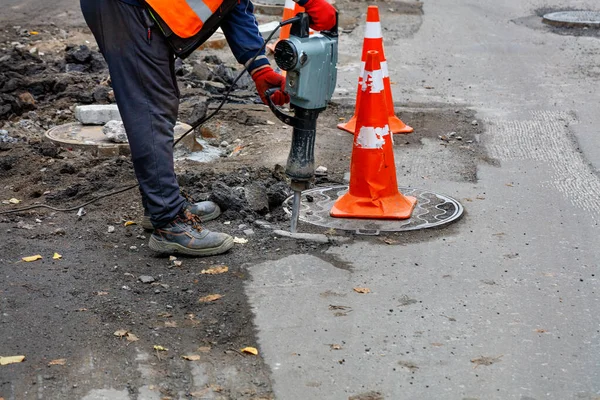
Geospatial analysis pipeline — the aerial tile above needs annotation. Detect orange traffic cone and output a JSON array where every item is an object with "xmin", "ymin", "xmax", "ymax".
[
  {"xmin": 331, "ymin": 50, "xmax": 416, "ymax": 220},
  {"xmin": 338, "ymin": 6, "xmax": 413, "ymax": 135},
  {"xmin": 266, "ymin": 0, "xmax": 305, "ymax": 53}
]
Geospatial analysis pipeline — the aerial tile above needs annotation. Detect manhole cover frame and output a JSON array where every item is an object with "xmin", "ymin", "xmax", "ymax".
[
  {"xmin": 542, "ymin": 11, "xmax": 600, "ymax": 28},
  {"xmin": 283, "ymin": 185, "xmax": 464, "ymax": 234}
]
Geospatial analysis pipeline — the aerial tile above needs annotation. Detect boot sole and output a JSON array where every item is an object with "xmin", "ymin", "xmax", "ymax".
[
  {"xmin": 148, "ymin": 235, "xmax": 234, "ymax": 256},
  {"xmin": 141, "ymin": 207, "xmax": 222, "ymax": 231}
]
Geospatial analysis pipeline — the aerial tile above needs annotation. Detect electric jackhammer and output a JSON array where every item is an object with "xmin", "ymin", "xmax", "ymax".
[{"xmin": 265, "ymin": 13, "xmax": 338, "ymax": 233}]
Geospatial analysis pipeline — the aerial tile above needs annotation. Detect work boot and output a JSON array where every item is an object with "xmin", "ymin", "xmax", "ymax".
[
  {"xmin": 148, "ymin": 210, "xmax": 233, "ymax": 256},
  {"xmin": 141, "ymin": 201, "xmax": 221, "ymax": 231}
]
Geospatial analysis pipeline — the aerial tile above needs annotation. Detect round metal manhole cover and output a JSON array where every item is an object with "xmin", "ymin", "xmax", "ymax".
[
  {"xmin": 45, "ymin": 122, "xmax": 193, "ymax": 154},
  {"xmin": 284, "ymin": 186, "xmax": 464, "ymax": 234},
  {"xmin": 542, "ymin": 11, "xmax": 600, "ymax": 28}
]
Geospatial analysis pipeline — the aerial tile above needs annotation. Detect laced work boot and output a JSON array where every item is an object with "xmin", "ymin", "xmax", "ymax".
[
  {"xmin": 148, "ymin": 210, "xmax": 233, "ymax": 256},
  {"xmin": 142, "ymin": 201, "xmax": 221, "ymax": 231}
]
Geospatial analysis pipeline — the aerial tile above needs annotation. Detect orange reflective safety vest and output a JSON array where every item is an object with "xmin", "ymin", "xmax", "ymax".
[{"xmin": 145, "ymin": 0, "xmax": 225, "ymax": 39}]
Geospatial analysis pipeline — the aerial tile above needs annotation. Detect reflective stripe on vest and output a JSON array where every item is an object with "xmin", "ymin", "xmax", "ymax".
[{"xmin": 145, "ymin": 0, "xmax": 225, "ymax": 39}]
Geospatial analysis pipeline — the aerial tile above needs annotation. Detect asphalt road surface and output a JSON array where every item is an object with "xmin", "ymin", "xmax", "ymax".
[{"xmin": 248, "ymin": 0, "xmax": 600, "ymax": 399}]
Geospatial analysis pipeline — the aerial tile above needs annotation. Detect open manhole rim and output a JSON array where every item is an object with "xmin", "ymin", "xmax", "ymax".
[
  {"xmin": 283, "ymin": 185, "xmax": 464, "ymax": 234},
  {"xmin": 542, "ymin": 11, "xmax": 600, "ymax": 28}
]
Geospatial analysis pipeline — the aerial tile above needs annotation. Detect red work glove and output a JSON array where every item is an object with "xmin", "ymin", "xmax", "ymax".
[
  {"xmin": 302, "ymin": 0, "xmax": 336, "ymax": 31},
  {"xmin": 251, "ymin": 66, "xmax": 290, "ymax": 106}
]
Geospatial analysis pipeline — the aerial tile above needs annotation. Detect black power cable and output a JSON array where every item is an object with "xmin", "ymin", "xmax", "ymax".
[{"xmin": 0, "ymin": 17, "xmax": 300, "ymax": 216}]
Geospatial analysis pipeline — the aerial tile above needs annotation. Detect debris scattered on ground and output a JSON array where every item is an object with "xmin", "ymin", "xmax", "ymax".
[
  {"xmin": 353, "ymin": 287, "xmax": 371, "ymax": 294},
  {"xmin": 52, "ymin": 252, "xmax": 62, "ymax": 260},
  {"xmin": 0, "ymin": 355, "xmax": 26, "ymax": 366},
  {"xmin": 182, "ymin": 354, "xmax": 201, "ymax": 361},
  {"xmin": 398, "ymin": 360, "xmax": 419, "ymax": 371},
  {"xmin": 200, "ymin": 265, "xmax": 229, "ymax": 275},
  {"xmin": 153, "ymin": 345, "xmax": 168, "ymax": 352},
  {"xmin": 349, "ymin": 391, "xmax": 384, "ymax": 400},
  {"xmin": 233, "ymin": 237, "xmax": 248, "ymax": 244},
  {"xmin": 139, "ymin": 275, "xmax": 155, "ymax": 284},
  {"xmin": 48, "ymin": 359, "xmax": 67, "ymax": 366},
  {"xmin": 470, "ymin": 355, "xmax": 503, "ymax": 367},
  {"xmin": 102, "ymin": 120, "xmax": 127, "ymax": 143},
  {"xmin": 199, "ymin": 294, "xmax": 223, "ymax": 303},
  {"xmin": 21, "ymin": 254, "xmax": 42, "ymax": 262},
  {"xmin": 241, "ymin": 347, "xmax": 259, "ymax": 356}
]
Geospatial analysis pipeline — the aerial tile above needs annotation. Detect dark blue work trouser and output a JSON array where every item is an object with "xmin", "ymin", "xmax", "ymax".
[{"xmin": 80, "ymin": 0, "xmax": 185, "ymax": 227}]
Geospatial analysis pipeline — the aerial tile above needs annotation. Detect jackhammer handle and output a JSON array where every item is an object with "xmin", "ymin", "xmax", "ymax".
[{"xmin": 265, "ymin": 88, "xmax": 302, "ymax": 127}]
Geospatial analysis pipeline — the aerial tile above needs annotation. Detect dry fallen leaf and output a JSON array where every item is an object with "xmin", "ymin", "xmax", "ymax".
[
  {"xmin": 382, "ymin": 238, "xmax": 398, "ymax": 245},
  {"xmin": 534, "ymin": 329, "xmax": 547, "ymax": 334},
  {"xmin": 199, "ymin": 294, "xmax": 223, "ymax": 303},
  {"xmin": 96, "ymin": 291, "xmax": 109, "ymax": 296},
  {"xmin": 8, "ymin": 198, "xmax": 21, "ymax": 204},
  {"xmin": 52, "ymin": 253, "xmax": 62, "ymax": 260},
  {"xmin": 471, "ymin": 355, "xmax": 503, "ymax": 367},
  {"xmin": 353, "ymin": 287, "xmax": 371, "ymax": 294},
  {"xmin": 22, "ymin": 255, "xmax": 42, "ymax": 262},
  {"xmin": 114, "ymin": 329, "xmax": 128, "ymax": 337},
  {"xmin": 182, "ymin": 354, "xmax": 201, "ymax": 361},
  {"xmin": 164, "ymin": 321, "xmax": 178, "ymax": 328},
  {"xmin": 241, "ymin": 347, "xmax": 258, "ymax": 356},
  {"xmin": 330, "ymin": 344, "xmax": 342, "ymax": 350},
  {"xmin": 48, "ymin": 359, "xmax": 66, "ymax": 366},
  {"xmin": 233, "ymin": 237, "xmax": 248, "ymax": 244},
  {"xmin": 124, "ymin": 221, "xmax": 136, "ymax": 227},
  {"xmin": 0, "ymin": 355, "xmax": 25, "ymax": 365},
  {"xmin": 197, "ymin": 346, "xmax": 211, "ymax": 353},
  {"xmin": 201, "ymin": 266, "xmax": 229, "ymax": 275},
  {"xmin": 126, "ymin": 333, "xmax": 139, "ymax": 342},
  {"xmin": 172, "ymin": 260, "xmax": 183, "ymax": 267},
  {"xmin": 30, "ymin": 31, "xmax": 39, "ymax": 35},
  {"xmin": 153, "ymin": 345, "xmax": 168, "ymax": 352}
]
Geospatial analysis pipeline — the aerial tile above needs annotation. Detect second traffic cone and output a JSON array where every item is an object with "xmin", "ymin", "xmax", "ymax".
[
  {"xmin": 331, "ymin": 50, "xmax": 416, "ymax": 220},
  {"xmin": 337, "ymin": 6, "xmax": 413, "ymax": 135}
]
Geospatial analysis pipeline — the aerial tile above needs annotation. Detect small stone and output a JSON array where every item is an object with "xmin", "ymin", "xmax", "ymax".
[
  {"xmin": 220, "ymin": 141, "xmax": 229, "ymax": 147},
  {"xmin": 343, "ymin": 172, "xmax": 351, "ymax": 183},
  {"xmin": 102, "ymin": 120, "xmax": 128, "ymax": 143},
  {"xmin": 75, "ymin": 104, "xmax": 122, "ymax": 125},
  {"xmin": 139, "ymin": 275, "xmax": 155, "ymax": 284},
  {"xmin": 471, "ymin": 120, "xmax": 478, "ymax": 126},
  {"xmin": 122, "ymin": 285, "xmax": 131, "ymax": 291},
  {"xmin": 107, "ymin": 225, "xmax": 115, "ymax": 233},
  {"xmin": 315, "ymin": 166, "xmax": 328, "ymax": 175},
  {"xmin": 238, "ymin": 224, "xmax": 248, "ymax": 230},
  {"xmin": 129, "ymin": 245, "xmax": 138, "ymax": 251},
  {"xmin": 243, "ymin": 229, "xmax": 255, "ymax": 236}
]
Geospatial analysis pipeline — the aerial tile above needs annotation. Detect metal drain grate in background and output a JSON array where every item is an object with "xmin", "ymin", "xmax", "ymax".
[
  {"xmin": 542, "ymin": 11, "xmax": 600, "ymax": 28},
  {"xmin": 283, "ymin": 186, "xmax": 464, "ymax": 235}
]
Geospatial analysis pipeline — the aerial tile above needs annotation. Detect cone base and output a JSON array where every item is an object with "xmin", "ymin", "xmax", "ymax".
[
  {"xmin": 330, "ymin": 194, "xmax": 417, "ymax": 220},
  {"xmin": 388, "ymin": 116, "xmax": 413, "ymax": 134},
  {"xmin": 338, "ymin": 116, "xmax": 413, "ymax": 135}
]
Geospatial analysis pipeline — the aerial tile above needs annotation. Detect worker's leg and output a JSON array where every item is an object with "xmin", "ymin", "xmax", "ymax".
[{"xmin": 80, "ymin": 0, "xmax": 184, "ymax": 227}]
